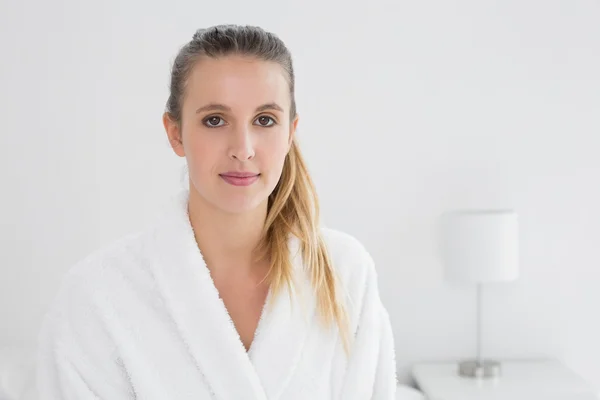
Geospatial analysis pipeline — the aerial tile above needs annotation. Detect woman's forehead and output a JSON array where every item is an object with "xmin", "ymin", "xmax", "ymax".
[{"xmin": 185, "ymin": 56, "xmax": 290, "ymax": 110}]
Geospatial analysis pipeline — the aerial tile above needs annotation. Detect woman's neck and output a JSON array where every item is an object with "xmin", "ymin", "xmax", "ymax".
[{"xmin": 187, "ymin": 188, "xmax": 268, "ymax": 275}]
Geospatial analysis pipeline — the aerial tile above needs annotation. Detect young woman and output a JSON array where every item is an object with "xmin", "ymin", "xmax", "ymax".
[{"xmin": 37, "ymin": 24, "xmax": 397, "ymax": 399}]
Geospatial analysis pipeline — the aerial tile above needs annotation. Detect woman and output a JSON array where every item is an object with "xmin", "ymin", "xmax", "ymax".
[{"xmin": 36, "ymin": 24, "xmax": 397, "ymax": 399}]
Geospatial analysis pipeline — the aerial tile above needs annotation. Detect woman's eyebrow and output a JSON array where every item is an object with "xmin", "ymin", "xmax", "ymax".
[
  {"xmin": 255, "ymin": 103, "xmax": 284, "ymax": 113},
  {"xmin": 195, "ymin": 102, "xmax": 283, "ymax": 114}
]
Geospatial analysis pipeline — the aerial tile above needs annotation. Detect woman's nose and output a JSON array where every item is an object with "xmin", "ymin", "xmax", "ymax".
[{"xmin": 229, "ymin": 127, "xmax": 255, "ymax": 161}]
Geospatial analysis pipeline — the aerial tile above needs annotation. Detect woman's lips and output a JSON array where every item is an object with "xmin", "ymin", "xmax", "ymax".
[{"xmin": 219, "ymin": 173, "xmax": 260, "ymax": 186}]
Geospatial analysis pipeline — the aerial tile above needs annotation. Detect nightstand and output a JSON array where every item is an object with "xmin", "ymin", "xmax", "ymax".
[{"xmin": 412, "ymin": 359, "xmax": 598, "ymax": 400}]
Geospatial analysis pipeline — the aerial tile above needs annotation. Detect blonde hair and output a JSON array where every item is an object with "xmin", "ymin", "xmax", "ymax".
[{"xmin": 165, "ymin": 24, "xmax": 350, "ymax": 353}]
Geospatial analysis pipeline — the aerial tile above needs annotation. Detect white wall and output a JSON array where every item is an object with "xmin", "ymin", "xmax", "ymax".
[{"xmin": 1, "ymin": 0, "xmax": 599, "ymax": 389}]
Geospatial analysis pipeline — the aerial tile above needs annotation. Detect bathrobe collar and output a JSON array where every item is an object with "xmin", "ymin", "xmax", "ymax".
[{"xmin": 149, "ymin": 189, "xmax": 315, "ymax": 400}]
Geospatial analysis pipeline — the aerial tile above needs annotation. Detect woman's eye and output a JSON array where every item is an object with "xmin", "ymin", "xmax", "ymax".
[
  {"xmin": 204, "ymin": 116, "xmax": 225, "ymax": 127},
  {"xmin": 255, "ymin": 116, "xmax": 275, "ymax": 127},
  {"xmin": 204, "ymin": 115, "xmax": 275, "ymax": 128}
]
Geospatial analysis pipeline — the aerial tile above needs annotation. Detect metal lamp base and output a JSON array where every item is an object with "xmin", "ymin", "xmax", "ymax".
[{"xmin": 458, "ymin": 360, "xmax": 501, "ymax": 379}]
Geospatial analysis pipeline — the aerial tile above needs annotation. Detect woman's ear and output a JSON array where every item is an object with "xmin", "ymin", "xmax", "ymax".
[{"xmin": 163, "ymin": 112, "xmax": 185, "ymax": 158}]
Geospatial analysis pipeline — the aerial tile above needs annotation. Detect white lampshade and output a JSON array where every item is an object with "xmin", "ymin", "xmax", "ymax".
[{"xmin": 439, "ymin": 209, "xmax": 519, "ymax": 283}]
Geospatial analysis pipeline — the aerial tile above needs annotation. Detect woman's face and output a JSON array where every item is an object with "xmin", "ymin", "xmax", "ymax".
[{"xmin": 165, "ymin": 55, "xmax": 298, "ymax": 214}]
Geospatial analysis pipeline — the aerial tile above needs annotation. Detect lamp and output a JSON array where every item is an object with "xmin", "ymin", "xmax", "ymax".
[{"xmin": 438, "ymin": 209, "xmax": 519, "ymax": 379}]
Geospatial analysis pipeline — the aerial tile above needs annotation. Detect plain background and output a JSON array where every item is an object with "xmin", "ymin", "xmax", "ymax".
[{"xmin": 1, "ymin": 0, "xmax": 599, "ymax": 389}]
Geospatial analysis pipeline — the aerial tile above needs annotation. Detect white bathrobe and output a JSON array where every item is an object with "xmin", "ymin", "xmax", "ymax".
[{"xmin": 36, "ymin": 189, "xmax": 397, "ymax": 399}]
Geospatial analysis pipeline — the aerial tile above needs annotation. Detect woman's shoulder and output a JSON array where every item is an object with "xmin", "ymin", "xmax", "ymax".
[
  {"xmin": 68, "ymin": 229, "xmax": 152, "ymax": 280},
  {"xmin": 320, "ymin": 226, "xmax": 370, "ymax": 259},
  {"xmin": 38, "ymin": 229, "xmax": 155, "ymax": 362},
  {"xmin": 50, "ymin": 228, "xmax": 155, "ymax": 311},
  {"xmin": 319, "ymin": 226, "xmax": 377, "ymax": 289}
]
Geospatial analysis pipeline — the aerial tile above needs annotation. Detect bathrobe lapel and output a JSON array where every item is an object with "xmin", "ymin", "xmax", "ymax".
[
  {"xmin": 247, "ymin": 235, "xmax": 316, "ymax": 399},
  {"xmin": 149, "ymin": 189, "xmax": 315, "ymax": 400}
]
